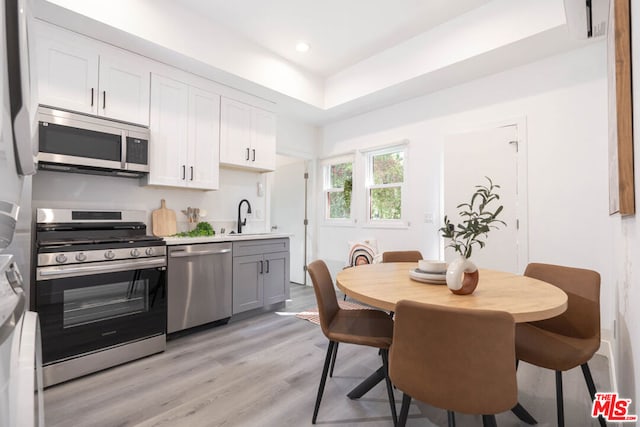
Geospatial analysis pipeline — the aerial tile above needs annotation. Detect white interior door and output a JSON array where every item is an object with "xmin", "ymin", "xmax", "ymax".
[
  {"xmin": 444, "ymin": 125, "xmax": 523, "ymax": 273},
  {"xmin": 270, "ymin": 156, "xmax": 307, "ymax": 284}
]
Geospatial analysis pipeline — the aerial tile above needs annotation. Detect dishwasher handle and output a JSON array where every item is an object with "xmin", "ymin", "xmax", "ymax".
[{"xmin": 170, "ymin": 248, "xmax": 231, "ymax": 258}]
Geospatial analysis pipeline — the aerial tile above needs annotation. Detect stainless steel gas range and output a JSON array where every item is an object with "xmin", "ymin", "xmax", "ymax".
[{"xmin": 34, "ymin": 208, "xmax": 167, "ymax": 387}]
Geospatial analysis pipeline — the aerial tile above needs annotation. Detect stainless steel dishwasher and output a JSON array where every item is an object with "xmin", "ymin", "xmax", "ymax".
[{"xmin": 167, "ymin": 242, "xmax": 232, "ymax": 333}]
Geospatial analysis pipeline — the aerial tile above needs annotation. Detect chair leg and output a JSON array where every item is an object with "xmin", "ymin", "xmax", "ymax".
[
  {"xmin": 398, "ymin": 393, "xmax": 411, "ymax": 427},
  {"xmin": 582, "ymin": 363, "xmax": 607, "ymax": 427},
  {"xmin": 511, "ymin": 402, "xmax": 537, "ymax": 424},
  {"xmin": 555, "ymin": 370, "xmax": 565, "ymax": 427},
  {"xmin": 380, "ymin": 349, "xmax": 398, "ymax": 426},
  {"xmin": 447, "ymin": 410, "xmax": 456, "ymax": 427},
  {"xmin": 329, "ymin": 342, "xmax": 339, "ymax": 377},
  {"xmin": 482, "ymin": 414, "xmax": 497, "ymax": 427},
  {"xmin": 312, "ymin": 341, "xmax": 335, "ymax": 424}
]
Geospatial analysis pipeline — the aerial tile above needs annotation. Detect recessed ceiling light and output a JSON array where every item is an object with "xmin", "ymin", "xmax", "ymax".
[{"xmin": 296, "ymin": 41, "xmax": 310, "ymax": 53}]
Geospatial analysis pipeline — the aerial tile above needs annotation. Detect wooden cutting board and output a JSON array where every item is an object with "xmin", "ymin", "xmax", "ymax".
[{"xmin": 152, "ymin": 199, "xmax": 177, "ymax": 237}]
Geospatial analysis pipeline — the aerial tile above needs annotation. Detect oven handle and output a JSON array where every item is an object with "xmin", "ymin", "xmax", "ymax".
[
  {"xmin": 170, "ymin": 248, "xmax": 231, "ymax": 258},
  {"xmin": 37, "ymin": 258, "xmax": 167, "ymax": 280}
]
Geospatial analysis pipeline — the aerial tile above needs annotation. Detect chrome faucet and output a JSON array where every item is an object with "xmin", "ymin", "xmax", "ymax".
[{"xmin": 237, "ymin": 199, "xmax": 252, "ymax": 233}]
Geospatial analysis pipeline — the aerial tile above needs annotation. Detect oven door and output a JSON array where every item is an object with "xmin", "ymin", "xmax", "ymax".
[{"xmin": 35, "ymin": 259, "xmax": 166, "ymax": 364}]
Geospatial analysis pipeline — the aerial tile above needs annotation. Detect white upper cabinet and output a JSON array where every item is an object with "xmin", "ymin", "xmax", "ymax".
[
  {"xmin": 97, "ymin": 53, "xmax": 150, "ymax": 125},
  {"xmin": 36, "ymin": 28, "xmax": 98, "ymax": 116},
  {"xmin": 220, "ymin": 97, "xmax": 276, "ymax": 172},
  {"xmin": 35, "ymin": 21, "xmax": 150, "ymax": 126},
  {"xmin": 148, "ymin": 75, "xmax": 189, "ymax": 188},
  {"xmin": 188, "ymin": 87, "xmax": 220, "ymax": 190},
  {"xmin": 146, "ymin": 74, "xmax": 220, "ymax": 191},
  {"xmin": 251, "ymin": 107, "xmax": 277, "ymax": 171},
  {"xmin": 220, "ymin": 97, "xmax": 252, "ymax": 166}
]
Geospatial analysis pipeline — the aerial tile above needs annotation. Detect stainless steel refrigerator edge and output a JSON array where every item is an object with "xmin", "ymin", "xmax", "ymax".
[
  {"xmin": 1, "ymin": 0, "xmax": 43, "ymax": 425},
  {"xmin": 1, "ymin": 0, "xmax": 37, "ymax": 310},
  {"xmin": 168, "ymin": 242, "xmax": 232, "ymax": 333}
]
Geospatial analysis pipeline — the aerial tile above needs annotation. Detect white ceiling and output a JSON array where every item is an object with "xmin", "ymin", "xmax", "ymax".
[
  {"xmin": 177, "ymin": 0, "xmax": 492, "ymax": 77},
  {"xmin": 39, "ymin": 0, "xmax": 596, "ymax": 124}
]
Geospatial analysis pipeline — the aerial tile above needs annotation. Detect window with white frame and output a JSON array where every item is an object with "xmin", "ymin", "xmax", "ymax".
[
  {"xmin": 322, "ymin": 156, "xmax": 354, "ymax": 222},
  {"xmin": 365, "ymin": 144, "xmax": 407, "ymax": 224}
]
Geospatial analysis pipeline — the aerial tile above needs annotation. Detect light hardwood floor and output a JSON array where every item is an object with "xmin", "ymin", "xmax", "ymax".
[{"xmin": 44, "ymin": 284, "xmax": 611, "ymax": 426}]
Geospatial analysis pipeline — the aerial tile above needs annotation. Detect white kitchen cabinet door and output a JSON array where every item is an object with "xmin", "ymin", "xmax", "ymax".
[
  {"xmin": 36, "ymin": 26, "xmax": 98, "ymax": 115},
  {"xmin": 148, "ymin": 75, "xmax": 189, "ymax": 187},
  {"xmin": 98, "ymin": 53, "xmax": 150, "ymax": 125},
  {"xmin": 220, "ymin": 97, "xmax": 253, "ymax": 167},
  {"xmin": 187, "ymin": 87, "xmax": 220, "ymax": 190},
  {"xmin": 220, "ymin": 97, "xmax": 277, "ymax": 172},
  {"xmin": 34, "ymin": 20, "xmax": 151, "ymax": 126},
  {"xmin": 251, "ymin": 108, "xmax": 276, "ymax": 171}
]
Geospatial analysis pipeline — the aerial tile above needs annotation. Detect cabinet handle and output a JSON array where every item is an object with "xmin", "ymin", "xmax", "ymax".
[
  {"xmin": 103, "ymin": 91, "xmax": 106, "ymax": 109},
  {"xmin": 91, "ymin": 88, "xmax": 94, "ymax": 106},
  {"xmin": 182, "ymin": 165, "xmax": 186, "ymax": 180},
  {"xmin": 265, "ymin": 260, "xmax": 270, "ymax": 273},
  {"xmin": 190, "ymin": 166, "xmax": 194, "ymax": 181},
  {"xmin": 246, "ymin": 148, "xmax": 250, "ymax": 161},
  {"xmin": 259, "ymin": 260, "xmax": 263, "ymax": 274},
  {"xmin": 252, "ymin": 149, "xmax": 256, "ymax": 162}
]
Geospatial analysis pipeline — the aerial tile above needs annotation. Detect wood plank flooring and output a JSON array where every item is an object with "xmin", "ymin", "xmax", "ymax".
[{"xmin": 44, "ymin": 284, "xmax": 611, "ymax": 426}]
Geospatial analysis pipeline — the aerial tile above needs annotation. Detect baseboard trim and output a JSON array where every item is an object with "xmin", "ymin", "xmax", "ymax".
[{"xmin": 597, "ymin": 336, "xmax": 617, "ymax": 392}]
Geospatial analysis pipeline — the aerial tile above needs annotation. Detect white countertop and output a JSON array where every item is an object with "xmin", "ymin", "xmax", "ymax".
[{"xmin": 163, "ymin": 233, "xmax": 291, "ymax": 245}]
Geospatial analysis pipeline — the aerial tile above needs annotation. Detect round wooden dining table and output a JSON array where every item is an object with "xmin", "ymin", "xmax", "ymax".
[
  {"xmin": 336, "ymin": 262, "xmax": 568, "ymax": 323},
  {"xmin": 335, "ymin": 262, "xmax": 568, "ymax": 425}
]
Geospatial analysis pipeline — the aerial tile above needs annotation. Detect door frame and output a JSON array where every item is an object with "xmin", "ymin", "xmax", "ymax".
[
  {"xmin": 265, "ymin": 150, "xmax": 315, "ymax": 285},
  {"xmin": 441, "ymin": 116, "xmax": 529, "ymax": 274}
]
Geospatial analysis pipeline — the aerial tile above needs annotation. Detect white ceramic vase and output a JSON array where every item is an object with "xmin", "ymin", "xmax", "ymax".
[{"xmin": 445, "ymin": 255, "xmax": 479, "ymax": 295}]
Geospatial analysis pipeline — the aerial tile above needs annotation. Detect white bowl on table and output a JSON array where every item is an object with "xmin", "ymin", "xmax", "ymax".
[{"xmin": 417, "ymin": 260, "xmax": 448, "ymax": 274}]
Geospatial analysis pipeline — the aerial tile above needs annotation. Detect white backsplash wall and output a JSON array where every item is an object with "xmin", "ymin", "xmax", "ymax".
[{"xmin": 32, "ymin": 167, "xmax": 269, "ymax": 234}]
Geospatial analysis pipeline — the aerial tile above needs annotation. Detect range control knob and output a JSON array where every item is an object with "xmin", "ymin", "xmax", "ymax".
[
  {"xmin": 145, "ymin": 247, "xmax": 155, "ymax": 256},
  {"xmin": 55, "ymin": 254, "xmax": 68, "ymax": 264},
  {"xmin": 130, "ymin": 248, "xmax": 141, "ymax": 257},
  {"xmin": 75, "ymin": 253, "xmax": 87, "ymax": 262},
  {"xmin": 104, "ymin": 250, "xmax": 116, "ymax": 260}
]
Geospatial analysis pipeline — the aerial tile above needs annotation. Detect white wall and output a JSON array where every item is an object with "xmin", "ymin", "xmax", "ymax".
[
  {"xmin": 612, "ymin": 0, "xmax": 640, "ymax": 409},
  {"xmin": 32, "ymin": 168, "xmax": 270, "ymax": 235},
  {"xmin": 318, "ymin": 42, "xmax": 616, "ymax": 335},
  {"xmin": 276, "ymin": 116, "xmax": 319, "ymax": 159}
]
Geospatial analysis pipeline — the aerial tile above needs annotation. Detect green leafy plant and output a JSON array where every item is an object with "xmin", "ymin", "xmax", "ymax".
[
  {"xmin": 439, "ymin": 177, "xmax": 506, "ymax": 258},
  {"xmin": 343, "ymin": 177, "xmax": 352, "ymax": 208},
  {"xmin": 173, "ymin": 221, "xmax": 215, "ymax": 237}
]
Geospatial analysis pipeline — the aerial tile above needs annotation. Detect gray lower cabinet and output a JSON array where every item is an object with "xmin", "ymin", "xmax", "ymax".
[{"xmin": 232, "ymin": 238, "xmax": 290, "ymax": 315}]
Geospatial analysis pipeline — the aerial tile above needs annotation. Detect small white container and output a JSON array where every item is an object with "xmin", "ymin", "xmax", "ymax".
[{"xmin": 417, "ymin": 260, "xmax": 448, "ymax": 274}]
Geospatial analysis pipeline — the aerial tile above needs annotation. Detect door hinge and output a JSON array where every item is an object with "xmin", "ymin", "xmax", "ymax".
[
  {"xmin": 303, "ymin": 219, "xmax": 308, "ymax": 226},
  {"xmin": 304, "ymin": 172, "xmax": 309, "ymax": 179},
  {"xmin": 516, "ymin": 219, "xmax": 520, "ymax": 230}
]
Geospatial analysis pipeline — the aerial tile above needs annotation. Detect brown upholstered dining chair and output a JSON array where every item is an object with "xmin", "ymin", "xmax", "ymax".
[
  {"xmin": 382, "ymin": 250, "xmax": 423, "ymax": 263},
  {"xmin": 516, "ymin": 263, "xmax": 605, "ymax": 427},
  {"xmin": 389, "ymin": 300, "xmax": 517, "ymax": 427},
  {"xmin": 307, "ymin": 260, "xmax": 397, "ymax": 425}
]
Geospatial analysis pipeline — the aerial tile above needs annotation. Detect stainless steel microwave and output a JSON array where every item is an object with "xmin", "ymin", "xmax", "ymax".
[{"xmin": 37, "ymin": 106, "xmax": 150, "ymax": 178}]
